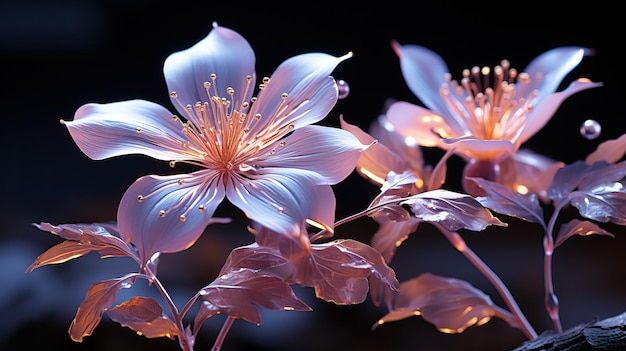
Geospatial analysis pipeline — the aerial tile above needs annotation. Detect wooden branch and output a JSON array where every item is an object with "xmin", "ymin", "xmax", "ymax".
[{"xmin": 511, "ymin": 311, "xmax": 626, "ymax": 351}]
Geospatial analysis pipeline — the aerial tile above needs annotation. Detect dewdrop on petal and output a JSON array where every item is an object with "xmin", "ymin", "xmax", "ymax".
[{"xmin": 336, "ymin": 79, "xmax": 350, "ymax": 99}]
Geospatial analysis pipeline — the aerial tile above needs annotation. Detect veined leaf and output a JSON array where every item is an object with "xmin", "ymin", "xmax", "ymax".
[
  {"xmin": 555, "ymin": 219, "xmax": 614, "ymax": 248},
  {"xmin": 401, "ymin": 189, "xmax": 506, "ymax": 232},
  {"xmin": 373, "ymin": 273, "xmax": 496, "ymax": 333},
  {"xmin": 294, "ymin": 239, "xmax": 399, "ymax": 305},
  {"xmin": 27, "ymin": 222, "xmax": 137, "ymax": 273},
  {"xmin": 69, "ymin": 274, "xmax": 138, "ymax": 342},
  {"xmin": 469, "ymin": 177, "xmax": 545, "ymax": 226},
  {"xmin": 107, "ymin": 297, "xmax": 179, "ymax": 340},
  {"xmin": 570, "ymin": 185, "xmax": 626, "ymax": 225},
  {"xmin": 195, "ymin": 268, "xmax": 310, "ymax": 329}
]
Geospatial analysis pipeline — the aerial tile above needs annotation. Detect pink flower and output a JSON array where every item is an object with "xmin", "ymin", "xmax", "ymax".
[
  {"xmin": 386, "ymin": 43, "xmax": 602, "ymax": 195},
  {"xmin": 62, "ymin": 23, "xmax": 366, "ymax": 261}
]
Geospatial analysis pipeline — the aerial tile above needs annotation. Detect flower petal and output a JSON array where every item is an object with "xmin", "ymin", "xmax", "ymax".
[
  {"xmin": 370, "ymin": 114, "xmax": 425, "ymax": 175},
  {"xmin": 392, "ymin": 42, "xmax": 448, "ymax": 114},
  {"xmin": 258, "ymin": 125, "xmax": 367, "ymax": 184},
  {"xmin": 522, "ymin": 46, "xmax": 595, "ymax": 103},
  {"xmin": 519, "ymin": 79, "xmax": 603, "ymax": 143},
  {"xmin": 249, "ymin": 52, "xmax": 351, "ymax": 135},
  {"xmin": 385, "ymin": 101, "xmax": 456, "ymax": 149},
  {"xmin": 226, "ymin": 169, "xmax": 335, "ymax": 236},
  {"xmin": 65, "ymin": 100, "xmax": 189, "ymax": 161},
  {"xmin": 340, "ymin": 116, "xmax": 412, "ymax": 185},
  {"xmin": 444, "ymin": 138, "xmax": 515, "ymax": 161},
  {"xmin": 392, "ymin": 41, "xmax": 467, "ymax": 134},
  {"xmin": 163, "ymin": 22, "xmax": 256, "ymax": 115},
  {"xmin": 118, "ymin": 172, "xmax": 225, "ymax": 262}
]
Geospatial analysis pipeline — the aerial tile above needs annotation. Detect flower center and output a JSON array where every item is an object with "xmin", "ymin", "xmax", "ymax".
[
  {"xmin": 169, "ymin": 74, "xmax": 293, "ymax": 175},
  {"xmin": 439, "ymin": 60, "xmax": 540, "ymax": 142}
]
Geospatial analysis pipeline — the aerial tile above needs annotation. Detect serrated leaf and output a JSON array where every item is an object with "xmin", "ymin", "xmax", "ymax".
[
  {"xmin": 26, "ymin": 241, "xmax": 98, "ymax": 272},
  {"xmin": 555, "ymin": 219, "xmax": 615, "ymax": 248},
  {"xmin": 369, "ymin": 194, "xmax": 413, "ymax": 223},
  {"xmin": 374, "ymin": 273, "xmax": 496, "ymax": 333},
  {"xmin": 218, "ymin": 242, "xmax": 292, "ymax": 279},
  {"xmin": 368, "ymin": 218, "xmax": 418, "ymax": 309},
  {"xmin": 294, "ymin": 239, "xmax": 399, "ymax": 305},
  {"xmin": 365, "ymin": 171, "xmax": 426, "ymax": 223},
  {"xmin": 401, "ymin": 189, "xmax": 506, "ymax": 232},
  {"xmin": 69, "ymin": 274, "xmax": 138, "ymax": 342},
  {"xmin": 469, "ymin": 177, "xmax": 545, "ymax": 226},
  {"xmin": 570, "ymin": 185, "xmax": 626, "ymax": 225},
  {"xmin": 370, "ymin": 217, "xmax": 419, "ymax": 263},
  {"xmin": 548, "ymin": 161, "xmax": 607, "ymax": 203},
  {"xmin": 196, "ymin": 268, "xmax": 310, "ymax": 327},
  {"xmin": 27, "ymin": 222, "xmax": 136, "ymax": 272},
  {"xmin": 255, "ymin": 226, "xmax": 312, "ymax": 263},
  {"xmin": 380, "ymin": 171, "xmax": 422, "ymax": 196},
  {"xmin": 107, "ymin": 297, "xmax": 179, "ymax": 340},
  {"xmin": 576, "ymin": 162, "xmax": 626, "ymax": 191}
]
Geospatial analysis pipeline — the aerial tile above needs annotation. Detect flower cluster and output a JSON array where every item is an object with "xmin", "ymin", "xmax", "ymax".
[{"xmin": 28, "ymin": 22, "xmax": 625, "ymax": 351}]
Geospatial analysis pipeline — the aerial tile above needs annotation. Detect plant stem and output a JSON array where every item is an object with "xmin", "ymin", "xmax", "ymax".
[
  {"xmin": 212, "ymin": 316, "xmax": 236, "ymax": 351},
  {"xmin": 543, "ymin": 202, "xmax": 566, "ymax": 333},
  {"xmin": 144, "ymin": 265, "xmax": 192, "ymax": 351},
  {"xmin": 434, "ymin": 222, "xmax": 538, "ymax": 340}
]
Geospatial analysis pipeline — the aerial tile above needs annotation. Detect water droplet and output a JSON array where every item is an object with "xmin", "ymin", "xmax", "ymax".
[
  {"xmin": 336, "ymin": 79, "xmax": 350, "ymax": 99},
  {"xmin": 580, "ymin": 119, "xmax": 601, "ymax": 140}
]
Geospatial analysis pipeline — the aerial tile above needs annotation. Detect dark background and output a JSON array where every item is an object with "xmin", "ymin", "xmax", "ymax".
[{"xmin": 1, "ymin": 1, "xmax": 624, "ymax": 351}]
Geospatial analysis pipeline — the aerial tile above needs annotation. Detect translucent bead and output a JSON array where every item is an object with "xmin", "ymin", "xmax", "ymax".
[
  {"xmin": 336, "ymin": 79, "xmax": 350, "ymax": 99},
  {"xmin": 580, "ymin": 119, "xmax": 601, "ymax": 140}
]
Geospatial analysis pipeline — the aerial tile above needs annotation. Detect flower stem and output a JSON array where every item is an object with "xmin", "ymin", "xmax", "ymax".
[
  {"xmin": 144, "ymin": 265, "xmax": 192, "ymax": 351},
  {"xmin": 434, "ymin": 222, "xmax": 538, "ymax": 340},
  {"xmin": 212, "ymin": 316, "xmax": 236, "ymax": 351},
  {"xmin": 543, "ymin": 202, "xmax": 566, "ymax": 333}
]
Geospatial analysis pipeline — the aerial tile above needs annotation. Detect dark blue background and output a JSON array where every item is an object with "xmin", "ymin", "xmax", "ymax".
[{"xmin": 1, "ymin": 1, "xmax": 623, "ymax": 350}]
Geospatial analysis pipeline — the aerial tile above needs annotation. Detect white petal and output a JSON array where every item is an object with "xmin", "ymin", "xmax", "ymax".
[
  {"xmin": 257, "ymin": 125, "xmax": 367, "ymax": 184},
  {"xmin": 393, "ymin": 41, "xmax": 466, "ymax": 134},
  {"xmin": 341, "ymin": 116, "xmax": 411, "ymax": 185},
  {"xmin": 226, "ymin": 170, "xmax": 334, "ymax": 236},
  {"xmin": 519, "ymin": 79, "xmax": 603, "ymax": 143},
  {"xmin": 521, "ymin": 46, "xmax": 594, "ymax": 103},
  {"xmin": 117, "ymin": 172, "xmax": 225, "ymax": 262},
  {"xmin": 163, "ymin": 23, "xmax": 256, "ymax": 115},
  {"xmin": 65, "ymin": 100, "xmax": 190, "ymax": 161},
  {"xmin": 385, "ymin": 101, "xmax": 457, "ymax": 148},
  {"xmin": 248, "ymin": 52, "xmax": 351, "ymax": 136}
]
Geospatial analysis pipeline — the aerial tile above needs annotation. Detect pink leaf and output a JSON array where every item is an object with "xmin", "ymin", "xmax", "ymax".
[
  {"xmin": 218, "ymin": 243, "xmax": 292, "ymax": 278},
  {"xmin": 294, "ymin": 239, "xmax": 399, "ymax": 305},
  {"xmin": 371, "ymin": 217, "xmax": 419, "ymax": 263},
  {"xmin": 26, "ymin": 241, "xmax": 97, "ymax": 273},
  {"xmin": 369, "ymin": 219, "xmax": 419, "ymax": 308},
  {"xmin": 369, "ymin": 194, "xmax": 413, "ymax": 223},
  {"xmin": 401, "ymin": 189, "xmax": 506, "ymax": 231},
  {"xmin": 27, "ymin": 222, "xmax": 137, "ymax": 272},
  {"xmin": 255, "ymin": 225, "xmax": 312, "ymax": 262},
  {"xmin": 555, "ymin": 219, "xmax": 615, "ymax": 248},
  {"xmin": 469, "ymin": 177, "xmax": 545, "ymax": 225},
  {"xmin": 107, "ymin": 297, "xmax": 180, "ymax": 340},
  {"xmin": 69, "ymin": 274, "xmax": 138, "ymax": 342},
  {"xmin": 196, "ymin": 268, "xmax": 310, "ymax": 327},
  {"xmin": 368, "ymin": 171, "xmax": 422, "ymax": 222},
  {"xmin": 374, "ymin": 273, "xmax": 496, "ymax": 333}
]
